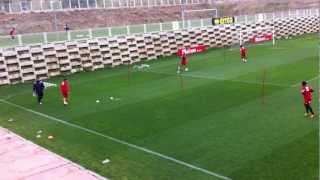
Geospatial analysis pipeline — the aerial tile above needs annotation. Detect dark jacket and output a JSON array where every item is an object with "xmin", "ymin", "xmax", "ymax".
[{"xmin": 33, "ymin": 80, "xmax": 45, "ymax": 94}]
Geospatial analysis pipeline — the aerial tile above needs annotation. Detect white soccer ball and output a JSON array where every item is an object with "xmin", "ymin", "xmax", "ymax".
[
  {"xmin": 102, "ymin": 159, "xmax": 110, "ymax": 164},
  {"xmin": 96, "ymin": 100, "xmax": 100, "ymax": 103},
  {"xmin": 110, "ymin": 96, "xmax": 114, "ymax": 100}
]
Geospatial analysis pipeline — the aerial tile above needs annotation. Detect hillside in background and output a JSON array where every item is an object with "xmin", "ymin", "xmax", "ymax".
[
  {"xmin": 0, "ymin": 4, "xmax": 209, "ymax": 35},
  {"xmin": 0, "ymin": 0, "xmax": 318, "ymax": 35},
  {"xmin": 215, "ymin": 0, "xmax": 319, "ymax": 15}
]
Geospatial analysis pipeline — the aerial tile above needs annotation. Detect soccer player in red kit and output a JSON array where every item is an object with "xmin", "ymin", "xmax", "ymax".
[
  {"xmin": 301, "ymin": 81, "xmax": 314, "ymax": 118},
  {"xmin": 240, "ymin": 45, "xmax": 247, "ymax": 63},
  {"xmin": 9, "ymin": 27, "xmax": 16, "ymax": 40},
  {"xmin": 177, "ymin": 51, "xmax": 188, "ymax": 73},
  {"xmin": 60, "ymin": 78, "xmax": 69, "ymax": 105}
]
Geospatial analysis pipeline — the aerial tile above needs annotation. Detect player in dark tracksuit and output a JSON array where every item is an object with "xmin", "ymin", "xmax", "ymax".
[{"xmin": 33, "ymin": 80, "xmax": 45, "ymax": 104}]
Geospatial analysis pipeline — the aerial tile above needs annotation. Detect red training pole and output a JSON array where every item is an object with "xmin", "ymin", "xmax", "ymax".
[
  {"xmin": 127, "ymin": 61, "xmax": 131, "ymax": 84},
  {"xmin": 261, "ymin": 69, "xmax": 266, "ymax": 105}
]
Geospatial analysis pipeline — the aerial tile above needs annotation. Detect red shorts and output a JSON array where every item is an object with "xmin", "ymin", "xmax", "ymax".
[
  {"xmin": 62, "ymin": 92, "xmax": 68, "ymax": 98},
  {"xmin": 181, "ymin": 59, "xmax": 187, "ymax": 66}
]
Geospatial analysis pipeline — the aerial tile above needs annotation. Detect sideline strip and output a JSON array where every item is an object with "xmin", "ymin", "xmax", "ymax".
[
  {"xmin": 0, "ymin": 99, "xmax": 231, "ymax": 180},
  {"xmin": 0, "ymin": 127, "xmax": 106, "ymax": 180}
]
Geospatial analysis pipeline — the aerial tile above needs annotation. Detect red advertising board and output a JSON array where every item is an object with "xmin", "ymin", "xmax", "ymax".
[
  {"xmin": 177, "ymin": 45, "xmax": 206, "ymax": 56},
  {"xmin": 251, "ymin": 34, "xmax": 273, "ymax": 43}
]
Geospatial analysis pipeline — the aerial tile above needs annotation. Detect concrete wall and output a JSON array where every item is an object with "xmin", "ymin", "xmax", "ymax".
[{"xmin": 0, "ymin": 15, "xmax": 318, "ymax": 85}]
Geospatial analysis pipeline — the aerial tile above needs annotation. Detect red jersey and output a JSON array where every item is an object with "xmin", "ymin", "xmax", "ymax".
[
  {"xmin": 181, "ymin": 54, "xmax": 187, "ymax": 65},
  {"xmin": 240, "ymin": 47, "xmax": 246, "ymax": 56},
  {"xmin": 60, "ymin": 80, "xmax": 69, "ymax": 97},
  {"xmin": 9, "ymin": 29, "xmax": 15, "ymax": 36},
  {"xmin": 301, "ymin": 85, "xmax": 313, "ymax": 104}
]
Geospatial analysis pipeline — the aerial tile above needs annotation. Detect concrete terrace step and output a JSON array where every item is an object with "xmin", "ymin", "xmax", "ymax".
[{"xmin": 0, "ymin": 127, "xmax": 106, "ymax": 180}]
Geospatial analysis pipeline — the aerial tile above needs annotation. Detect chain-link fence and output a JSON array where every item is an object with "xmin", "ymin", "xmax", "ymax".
[
  {"xmin": 0, "ymin": 8, "xmax": 318, "ymax": 48},
  {"xmin": 0, "ymin": 0, "xmax": 206, "ymax": 12}
]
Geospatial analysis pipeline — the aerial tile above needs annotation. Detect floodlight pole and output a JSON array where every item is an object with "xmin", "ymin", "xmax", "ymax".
[
  {"xmin": 8, "ymin": 1, "xmax": 12, "ymax": 12},
  {"xmin": 54, "ymin": 13, "xmax": 58, "ymax": 31},
  {"xmin": 181, "ymin": 3, "xmax": 185, "ymax": 29},
  {"xmin": 272, "ymin": 0, "xmax": 276, "ymax": 46},
  {"xmin": 54, "ymin": 13, "xmax": 60, "ymax": 41},
  {"xmin": 239, "ymin": 29, "xmax": 242, "ymax": 45},
  {"xmin": 272, "ymin": 26, "xmax": 275, "ymax": 46},
  {"xmin": 272, "ymin": 10, "xmax": 275, "ymax": 46}
]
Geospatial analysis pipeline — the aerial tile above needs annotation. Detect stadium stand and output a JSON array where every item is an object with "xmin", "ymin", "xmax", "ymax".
[{"xmin": 0, "ymin": 8, "xmax": 318, "ymax": 85}]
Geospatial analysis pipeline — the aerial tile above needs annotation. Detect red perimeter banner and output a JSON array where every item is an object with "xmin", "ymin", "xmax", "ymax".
[
  {"xmin": 177, "ymin": 45, "xmax": 206, "ymax": 57},
  {"xmin": 251, "ymin": 34, "xmax": 273, "ymax": 43}
]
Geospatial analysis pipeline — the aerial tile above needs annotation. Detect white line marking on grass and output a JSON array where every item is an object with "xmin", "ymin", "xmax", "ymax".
[
  {"xmin": 228, "ymin": 42, "xmax": 275, "ymax": 51},
  {"xmin": 1, "ymin": 82, "xmax": 57, "ymax": 101},
  {"xmin": 256, "ymin": 43, "xmax": 269, "ymax": 46},
  {"xmin": 268, "ymin": 47, "xmax": 288, "ymax": 50},
  {"xmin": 1, "ymin": 89, "xmax": 32, "ymax": 100},
  {"xmin": 147, "ymin": 70, "xmax": 288, "ymax": 88},
  {"xmin": 43, "ymin": 82, "xmax": 58, "ymax": 88},
  {"xmin": 0, "ymin": 99, "xmax": 231, "ymax": 180},
  {"xmin": 291, "ymin": 76, "xmax": 319, "ymax": 87}
]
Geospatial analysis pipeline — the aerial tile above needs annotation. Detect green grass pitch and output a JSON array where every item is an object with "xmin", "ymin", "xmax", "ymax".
[{"xmin": 0, "ymin": 34, "xmax": 318, "ymax": 180}]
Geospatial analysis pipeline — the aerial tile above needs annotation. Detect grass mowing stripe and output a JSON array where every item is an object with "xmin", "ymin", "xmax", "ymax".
[
  {"xmin": 0, "ymin": 99, "xmax": 231, "ymax": 180},
  {"xmin": 291, "ymin": 76, "xmax": 320, "ymax": 87},
  {"xmin": 146, "ymin": 70, "xmax": 289, "ymax": 87}
]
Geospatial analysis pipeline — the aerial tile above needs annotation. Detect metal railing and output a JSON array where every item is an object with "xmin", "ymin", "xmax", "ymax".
[
  {"xmin": 0, "ymin": 0, "xmax": 207, "ymax": 13},
  {"xmin": 0, "ymin": 8, "xmax": 318, "ymax": 48}
]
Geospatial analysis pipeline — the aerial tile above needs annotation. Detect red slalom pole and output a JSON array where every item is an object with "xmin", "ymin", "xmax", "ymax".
[{"xmin": 261, "ymin": 69, "xmax": 266, "ymax": 105}]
